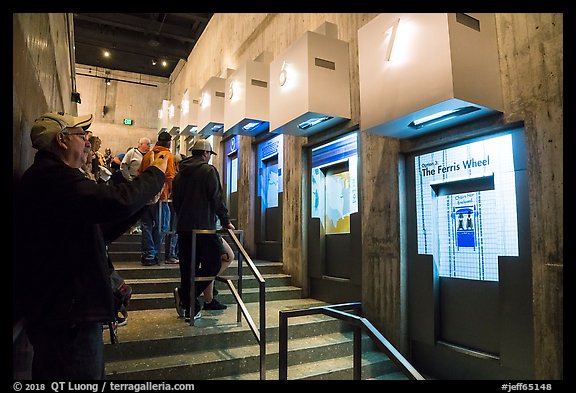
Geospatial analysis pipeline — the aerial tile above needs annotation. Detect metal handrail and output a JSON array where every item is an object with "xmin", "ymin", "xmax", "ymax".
[
  {"xmin": 189, "ymin": 228, "xmax": 266, "ymax": 380},
  {"xmin": 278, "ymin": 302, "xmax": 425, "ymax": 380}
]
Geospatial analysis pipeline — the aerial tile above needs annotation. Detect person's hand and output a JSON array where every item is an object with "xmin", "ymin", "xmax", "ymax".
[
  {"xmin": 225, "ymin": 222, "xmax": 235, "ymax": 230},
  {"xmin": 149, "ymin": 151, "xmax": 168, "ymax": 173}
]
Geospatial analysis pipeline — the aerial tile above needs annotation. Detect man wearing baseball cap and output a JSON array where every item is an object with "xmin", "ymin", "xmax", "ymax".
[
  {"xmin": 172, "ymin": 138, "xmax": 235, "ymax": 322},
  {"xmin": 13, "ymin": 112, "xmax": 169, "ymax": 379}
]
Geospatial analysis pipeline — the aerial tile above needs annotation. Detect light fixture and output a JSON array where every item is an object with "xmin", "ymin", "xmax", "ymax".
[
  {"xmin": 242, "ymin": 122, "xmax": 262, "ymax": 132},
  {"xmin": 103, "ymin": 50, "xmax": 110, "ymax": 58},
  {"xmin": 297, "ymin": 116, "xmax": 333, "ymax": 130},
  {"xmin": 161, "ymin": 60, "xmax": 168, "ymax": 67},
  {"xmin": 408, "ymin": 106, "xmax": 480, "ymax": 129},
  {"xmin": 152, "ymin": 59, "xmax": 157, "ymax": 66},
  {"xmin": 105, "ymin": 78, "xmax": 111, "ymax": 86},
  {"xmin": 210, "ymin": 124, "xmax": 224, "ymax": 133}
]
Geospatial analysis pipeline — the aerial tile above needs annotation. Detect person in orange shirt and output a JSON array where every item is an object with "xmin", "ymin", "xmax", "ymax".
[{"xmin": 137, "ymin": 131, "xmax": 176, "ymax": 265}]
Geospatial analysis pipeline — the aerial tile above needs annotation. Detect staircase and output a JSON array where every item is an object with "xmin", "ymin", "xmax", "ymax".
[{"xmin": 105, "ymin": 233, "xmax": 409, "ymax": 380}]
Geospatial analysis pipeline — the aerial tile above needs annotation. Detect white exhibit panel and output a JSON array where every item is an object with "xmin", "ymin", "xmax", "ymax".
[
  {"xmin": 358, "ymin": 13, "xmax": 503, "ymax": 138},
  {"xmin": 198, "ymin": 76, "xmax": 226, "ymax": 136},
  {"xmin": 169, "ymin": 126, "xmax": 179, "ymax": 135},
  {"xmin": 269, "ymin": 23, "xmax": 351, "ymax": 137},
  {"xmin": 179, "ymin": 89, "xmax": 199, "ymax": 135},
  {"xmin": 225, "ymin": 60, "xmax": 270, "ymax": 136}
]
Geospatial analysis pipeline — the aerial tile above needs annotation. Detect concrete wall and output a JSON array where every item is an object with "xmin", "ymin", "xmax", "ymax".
[
  {"xmin": 13, "ymin": 13, "xmax": 79, "ymax": 178},
  {"xmin": 75, "ymin": 65, "xmax": 170, "ymax": 156},
  {"xmin": 496, "ymin": 13, "xmax": 563, "ymax": 380}
]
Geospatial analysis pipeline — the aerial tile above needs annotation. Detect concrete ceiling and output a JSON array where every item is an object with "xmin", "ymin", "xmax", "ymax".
[{"xmin": 73, "ymin": 13, "xmax": 213, "ymax": 78}]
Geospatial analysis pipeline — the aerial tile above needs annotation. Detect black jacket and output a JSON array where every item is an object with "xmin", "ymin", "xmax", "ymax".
[
  {"xmin": 14, "ymin": 150, "xmax": 165, "ymax": 330},
  {"xmin": 172, "ymin": 155, "xmax": 231, "ymax": 231}
]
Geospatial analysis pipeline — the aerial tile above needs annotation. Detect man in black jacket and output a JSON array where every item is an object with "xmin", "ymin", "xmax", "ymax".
[
  {"xmin": 13, "ymin": 112, "xmax": 169, "ymax": 379},
  {"xmin": 172, "ymin": 139, "xmax": 235, "ymax": 322}
]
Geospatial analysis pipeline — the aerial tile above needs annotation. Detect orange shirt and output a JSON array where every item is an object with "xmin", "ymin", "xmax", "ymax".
[{"xmin": 138, "ymin": 145, "xmax": 175, "ymax": 201}]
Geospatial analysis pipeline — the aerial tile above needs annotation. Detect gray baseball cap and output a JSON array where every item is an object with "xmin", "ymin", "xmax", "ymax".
[{"xmin": 191, "ymin": 139, "xmax": 217, "ymax": 155}]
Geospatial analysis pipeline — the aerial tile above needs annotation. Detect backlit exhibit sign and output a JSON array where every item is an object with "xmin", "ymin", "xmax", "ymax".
[{"xmin": 414, "ymin": 133, "xmax": 519, "ymax": 281}]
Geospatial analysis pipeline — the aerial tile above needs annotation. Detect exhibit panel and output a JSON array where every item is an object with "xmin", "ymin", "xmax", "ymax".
[
  {"xmin": 255, "ymin": 134, "xmax": 284, "ymax": 261},
  {"xmin": 406, "ymin": 127, "xmax": 534, "ymax": 379},
  {"xmin": 224, "ymin": 135, "xmax": 240, "ymax": 229},
  {"xmin": 308, "ymin": 131, "xmax": 361, "ymax": 302}
]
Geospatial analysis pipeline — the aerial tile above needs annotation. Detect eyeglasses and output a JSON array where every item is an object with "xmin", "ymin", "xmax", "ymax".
[{"xmin": 62, "ymin": 131, "xmax": 87, "ymax": 141}]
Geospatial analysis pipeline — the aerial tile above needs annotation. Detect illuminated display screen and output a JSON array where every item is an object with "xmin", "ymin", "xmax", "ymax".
[
  {"xmin": 225, "ymin": 136, "xmax": 239, "ymax": 195},
  {"xmin": 414, "ymin": 133, "xmax": 519, "ymax": 281},
  {"xmin": 311, "ymin": 132, "xmax": 358, "ymax": 234},
  {"xmin": 206, "ymin": 136, "xmax": 214, "ymax": 164},
  {"xmin": 258, "ymin": 134, "xmax": 283, "ymax": 209},
  {"xmin": 229, "ymin": 156, "xmax": 238, "ymax": 193}
]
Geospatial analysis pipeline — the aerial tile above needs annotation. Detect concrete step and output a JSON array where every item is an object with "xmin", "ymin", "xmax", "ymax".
[
  {"xmin": 109, "ymin": 233, "xmax": 251, "ymax": 263},
  {"xmin": 104, "ymin": 234, "xmax": 412, "ymax": 381},
  {"xmin": 107, "ymin": 331, "xmax": 393, "ymax": 380},
  {"xmin": 104, "ymin": 301, "xmax": 405, "ymax": 380},
  {"xmin": 126, "ymin": 273, "xmax": 293, "ymax": 294},
  {"xmin": 128, "ymin": 285, "xmax": 304, "ymax": 311},
  {"xmin": 215, "ymin": 348, "xmax": 404, "ymax": 380},
  {"xmin": 105, "ymin": 299, "xmax": 332, "ymax": 362},
  {"xmin": 114, "ymin": 260, "xmax": 284, "ymax": 279}
]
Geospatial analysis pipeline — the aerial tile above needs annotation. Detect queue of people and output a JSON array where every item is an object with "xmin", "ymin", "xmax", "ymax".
[{"xmin": 14, "ymin": 111, "xmax": 237, "ymax": 380}]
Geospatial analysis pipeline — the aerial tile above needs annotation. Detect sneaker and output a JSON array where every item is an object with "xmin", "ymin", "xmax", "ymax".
[
  {"xmin": 173, "ymin": 287, "xmax": 183, "ymax": 317},
  {"xmin": 116, "ymin": 316, "xmax": 128, "ymax": 327},
  {"xmin": 141, "ymin": 256, "xmax": 158, "ymax": 266},
  {"xmin": 184, "ymin": 299, "xmax": 202, "ymax": 322},
  {"xmin": 203, "ymin": 298, "xmax": 227, "ymax": 310},
  {"xmin": 165, "ymin": 257, "xmax": 179, "ymax": 264}
]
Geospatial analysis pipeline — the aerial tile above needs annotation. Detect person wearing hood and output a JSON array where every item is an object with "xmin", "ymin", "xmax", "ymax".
[{"xmin": 172, "ymin": 139, "xmax": 235, "ymax": 322}]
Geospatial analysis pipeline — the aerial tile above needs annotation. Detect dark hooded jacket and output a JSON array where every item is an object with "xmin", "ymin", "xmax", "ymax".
[
  {"xmin": 172, "ymin": 155, "xmax": 231, "ymax": 231},
  {"xmin": 14, "ymin": 150, "xmax": 165, "ymax": 331}
]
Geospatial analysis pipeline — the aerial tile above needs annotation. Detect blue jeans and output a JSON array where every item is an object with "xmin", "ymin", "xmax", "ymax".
[
  {"xmin": 163, "ymin": 201, "xmax": 178, "ymax": 259},
  {"xmin": 140, "ymin": 203, "xmax": 161, "ymax": 260},
  {"xmin": 166, "ymin": 232, "xmax": 178, "ymax": 259}
]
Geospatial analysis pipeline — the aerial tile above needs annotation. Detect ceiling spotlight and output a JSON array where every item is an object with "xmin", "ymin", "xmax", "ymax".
[
  {"xmin": 161, "ymin": 60, "xmax": 168, "ymax": 67},
  {"xmin": 152, "ymin": 59, "xmax": 157, "ymax": 66},
  {"xmin": 105, "ymin": 78, "xmax": 111, "ymax": 86}
]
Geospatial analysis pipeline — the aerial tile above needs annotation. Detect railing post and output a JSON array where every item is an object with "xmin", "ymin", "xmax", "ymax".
[
  {"xmin": 260, "ymin": 280, "xmax": 266, "ymax": 380},
  {"xmin": 236, "ymin": 230, "xmax": 243, "ymax": 325},
  {"xmin": 278, "ymin": 311, "xmax": 288, "ymax": 380},
  {"xmin": 189, "ymin": 230, "xmax": 197, "ymax": 326},
  {"xmin": 353, "ymin": 325, "xmax": 362, "ymax": 380}
]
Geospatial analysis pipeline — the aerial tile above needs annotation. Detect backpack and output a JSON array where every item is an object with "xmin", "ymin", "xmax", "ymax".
[{"xmin": 110, "ymin": 270, "xmax": 132, "ymax": 322}]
